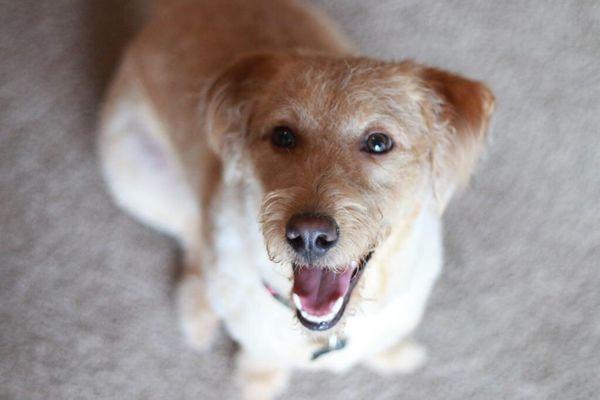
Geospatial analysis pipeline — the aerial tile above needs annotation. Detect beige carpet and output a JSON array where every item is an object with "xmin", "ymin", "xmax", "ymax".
[{"xmin": 2, "ymin": 1, "xmax": 599, "ymax": 399}]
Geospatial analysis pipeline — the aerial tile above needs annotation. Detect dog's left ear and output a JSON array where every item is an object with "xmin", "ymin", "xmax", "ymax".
[
  {"xmin": 203, "ymin": 52, "xmax": 281, "ymax": 156},
  {"xmin": 419, "ymin": 66, "xmax": 495, "ymax": 213}
]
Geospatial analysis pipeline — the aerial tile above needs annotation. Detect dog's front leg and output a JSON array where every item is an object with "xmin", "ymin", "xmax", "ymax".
[
  {"xmin": 236, "ymin": 351, "xmax": 290, "ymax": 400},
  {"xmin": 365, "ymin": 338, "xmax": 428, "ymax": 375},
  {"xmin": 176, "ymin": 249, "xmax": 219, "ymax": 352}
]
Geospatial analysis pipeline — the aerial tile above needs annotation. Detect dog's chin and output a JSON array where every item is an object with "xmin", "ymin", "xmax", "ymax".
[{"xmin": 291, "ymin": 251, "xmax": 373, "ymax": 332}]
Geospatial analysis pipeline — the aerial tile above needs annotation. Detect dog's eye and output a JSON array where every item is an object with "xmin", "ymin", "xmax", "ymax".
[
  {"xmin": 364, "ymin": 132, "xmax": 393, "ymax": 154},
  {"xmin": 271, "ymin": 126, "xmax": 296, "ymax": 149}
]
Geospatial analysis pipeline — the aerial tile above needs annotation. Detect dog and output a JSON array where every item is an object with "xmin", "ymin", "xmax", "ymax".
[{"xmin": 98, "ymin": 0, "xmax": 494, "ymax": 398}]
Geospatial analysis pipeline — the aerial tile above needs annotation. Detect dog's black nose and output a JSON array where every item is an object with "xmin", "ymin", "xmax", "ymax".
[{"xmin": 286, "ymin": 213, "xmax": 339, "ymax": 260}]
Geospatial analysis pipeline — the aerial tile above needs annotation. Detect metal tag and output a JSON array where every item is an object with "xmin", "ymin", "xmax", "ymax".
[{"xmin": 311, "ymin": 335, "xmax": 348, "ymax": 361}]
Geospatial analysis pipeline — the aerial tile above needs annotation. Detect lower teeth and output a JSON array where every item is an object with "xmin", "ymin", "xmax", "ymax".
[{"xmin": 295, "ymin": 296, "xmax": 344, "ymax": 323}]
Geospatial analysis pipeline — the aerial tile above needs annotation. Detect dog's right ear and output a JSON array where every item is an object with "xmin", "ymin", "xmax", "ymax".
[{"xmin": 204, "ymin": 52, "xmax": 280, "ymax": 155}]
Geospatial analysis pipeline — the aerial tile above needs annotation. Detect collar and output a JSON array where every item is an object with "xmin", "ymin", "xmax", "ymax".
[{"xmin": 262, "ymin": 279, "xmax": 348, "ymax": 361}]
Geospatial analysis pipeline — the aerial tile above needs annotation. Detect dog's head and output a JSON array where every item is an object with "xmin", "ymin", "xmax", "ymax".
[{"xmin": 205, "ymin": 51, "xmax": 494, "ymax": 331}]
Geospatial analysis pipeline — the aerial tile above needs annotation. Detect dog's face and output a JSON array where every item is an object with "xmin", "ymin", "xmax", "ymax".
[{"xmin": 206, "ymin": 52, "xmax": 494, "ymax": 331}]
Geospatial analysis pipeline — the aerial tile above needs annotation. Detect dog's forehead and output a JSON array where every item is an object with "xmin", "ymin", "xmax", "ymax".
[{"xmin": 256, "ymin": 59, "xmax": 427, "ymax": 138}]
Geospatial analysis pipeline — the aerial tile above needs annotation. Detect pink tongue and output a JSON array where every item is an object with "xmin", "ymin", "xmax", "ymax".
[{"xmin": 292, "ymin": 267, "xmax": 352, "ymax": 316}]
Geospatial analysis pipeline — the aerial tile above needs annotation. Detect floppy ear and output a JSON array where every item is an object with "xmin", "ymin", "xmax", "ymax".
[
  {"xmin": 420, "ymin": 67, "xmax": 495, "ymax": 213},
  {"xmin": 203, "ymin": 52, "xmax": 280, "ymax": 155}
]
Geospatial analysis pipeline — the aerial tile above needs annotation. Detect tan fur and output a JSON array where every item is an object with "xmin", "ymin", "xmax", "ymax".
[{"xmin": 98, "ymin": 1, "xmax": 494, "ymax": 399}]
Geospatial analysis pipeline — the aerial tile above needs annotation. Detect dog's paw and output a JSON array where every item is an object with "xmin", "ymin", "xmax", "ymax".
[
  {"xmin": 366, "ymin": 339, "xmax": 428, "ymax": 375},
  {"xmin": 237, "ymin": 353, "xmax": 289, "ymax": 400},
  {"xmin": 240, "ymin": 368, "xmax": 288, "ymax": 400},
  {"xmin": 177, "ymin": 275, "xmax": 219, "ymax": 352}
]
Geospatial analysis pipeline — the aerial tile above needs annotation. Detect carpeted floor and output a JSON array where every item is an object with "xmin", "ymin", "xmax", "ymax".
[{"xmin": 1, "ymin": 1, "xmax": 599, "ymax": 399}]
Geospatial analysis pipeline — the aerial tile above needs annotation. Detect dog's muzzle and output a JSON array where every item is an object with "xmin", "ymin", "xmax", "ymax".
[{"xmin": 283, "ymin": 212, "xmax": 372, "ymax": 331}]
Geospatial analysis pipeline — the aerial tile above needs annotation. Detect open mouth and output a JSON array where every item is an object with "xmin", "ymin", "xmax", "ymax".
[{"xmin": 291, "ymin": 252, "xmax": 373, "ymax": 331}]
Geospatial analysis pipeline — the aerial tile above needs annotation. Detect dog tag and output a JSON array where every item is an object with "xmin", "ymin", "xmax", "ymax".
[{"xmin": 311, "ymin": 335, "xmax": 347, "ymax": 361}]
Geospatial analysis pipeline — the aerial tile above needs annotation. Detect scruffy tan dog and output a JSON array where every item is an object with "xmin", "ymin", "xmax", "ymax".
[{"xmin": 98, "ymin": 0, "xmax": 494, "ymax": 398}]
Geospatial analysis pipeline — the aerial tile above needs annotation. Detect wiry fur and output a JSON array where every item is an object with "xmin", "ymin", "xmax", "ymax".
[{"xmin": 98, "ymin": 1, "xmax": 494, "ymax": 399}]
